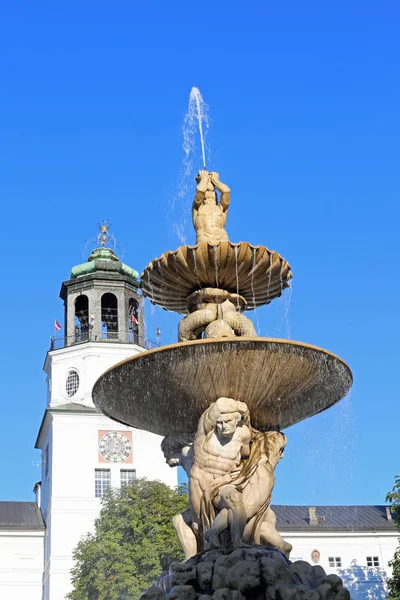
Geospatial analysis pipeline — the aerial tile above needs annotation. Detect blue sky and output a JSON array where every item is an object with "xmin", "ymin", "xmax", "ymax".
[{"xmin": 0, "ymin": 1, "xmax": 399, "ymax": 506}]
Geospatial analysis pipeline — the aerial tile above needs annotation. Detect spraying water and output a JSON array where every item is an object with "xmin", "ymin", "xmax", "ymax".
[
  {"xmin": 193, "ymin": 87, "xmax": 207, "ymax": 168},
  {"xmin": 183, "ymin": 87, "xmax": 210, "ymax": 174},
  {"xmin": 172, "ymin": 87, "xmax": 210, "ymax": 245}
]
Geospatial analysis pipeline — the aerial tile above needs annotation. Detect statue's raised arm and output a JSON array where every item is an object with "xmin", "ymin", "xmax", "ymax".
[
  {"xmin": 210, "ymin": 172, "xmax": 230, "ymax": 212},
  {"xmin": 192, "ymin": 170, "xmax": 230, "ymax": 244},
  {"xmin": 193, "ymin": 169, "xmax": 209, "ymax": 210}
]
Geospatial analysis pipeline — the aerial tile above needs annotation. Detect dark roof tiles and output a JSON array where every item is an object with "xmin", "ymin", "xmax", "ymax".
[
  {"xmin": 273, "ymin": 505, "xmax": 397, "ymax": 531},
  {"xmin": 0, "ymin": 502, "xmax": 44, "ymax": 529}
]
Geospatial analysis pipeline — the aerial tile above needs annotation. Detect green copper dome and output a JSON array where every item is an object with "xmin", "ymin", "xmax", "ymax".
[{"xmin": 70, "ymin": 247, "xmax": 139, "ymax": 281}]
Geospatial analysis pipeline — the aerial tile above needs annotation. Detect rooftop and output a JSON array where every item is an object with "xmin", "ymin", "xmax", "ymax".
[
  {"xmin": 0, "ymin": 502, "xmax": 395, "ymax": 533},
  {"xmin": 0, "ymin": 502, "xmax": 44, "ymax": 530},
  {"xmin": 70, "ymin": 247, "xmax": 139, "ymax": 281},
  {"xmin": 273, "ymin": 505, "xmax": 397, "ymax": 532},
  {"xmin": 68, "ymin": 222, "xmax": 139, "ymax": 282}
]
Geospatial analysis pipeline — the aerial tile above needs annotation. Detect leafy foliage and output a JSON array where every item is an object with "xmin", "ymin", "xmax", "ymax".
[
  {"xmin": 386, "ymin": 475, "xmax": 400, "ymax": 599},
  {"xmin": 67, "ymin": 478, "xmax": 188, "ymax": 600}
]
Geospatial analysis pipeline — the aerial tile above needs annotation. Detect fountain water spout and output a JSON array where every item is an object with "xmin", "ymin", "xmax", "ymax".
[{"xmin": 189, "ymin": 86, "xmax": 207, "ymax": 169}]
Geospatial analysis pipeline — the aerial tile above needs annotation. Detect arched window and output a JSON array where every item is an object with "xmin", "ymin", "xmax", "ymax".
[
  {"xmin": 75, "ymin": 295, "xmax": 89, "ymax": 342},
  {"xmin": 128, "ymin": 298, "xmax": 139, "ymax": 344},
  {"xmin": 101, "ymin": 293, "xmax": 118, "ymax": 339}
]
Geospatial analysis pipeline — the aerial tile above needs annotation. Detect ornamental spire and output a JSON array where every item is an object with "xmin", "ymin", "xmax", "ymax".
[{"xmin": 97, "ymin": 220, "xmax": 116, "ymax": 249}]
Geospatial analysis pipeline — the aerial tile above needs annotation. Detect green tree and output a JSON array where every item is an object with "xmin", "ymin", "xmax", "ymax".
[
  {"xmin": 67, "ymin": 478, "xmax": 188, "ymax": 600},
  {"xmin": 386, "ymin": 475, "xmax": 400, "ymax": 599}
]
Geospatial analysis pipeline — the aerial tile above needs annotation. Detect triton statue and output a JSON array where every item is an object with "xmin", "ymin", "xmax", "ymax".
[{"xmin": 192, "ymin": 170, "xmax": 230, "ymax": 244}]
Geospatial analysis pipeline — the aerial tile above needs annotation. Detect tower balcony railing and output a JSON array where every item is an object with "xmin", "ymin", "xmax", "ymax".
[{"xmin": 49, "ymin": 330, "xmax": 160, "ymax": 351}]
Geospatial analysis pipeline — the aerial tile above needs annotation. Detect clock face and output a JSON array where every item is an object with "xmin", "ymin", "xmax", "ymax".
[{"xmin": 99, "ymin": 432, "xmax": 132, "ymax": 463}]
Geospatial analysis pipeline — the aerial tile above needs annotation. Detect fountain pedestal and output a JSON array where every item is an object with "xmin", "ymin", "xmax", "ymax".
[{"xmin": 141, "ymin": 546, "xmax": 350, "ymax": 600}]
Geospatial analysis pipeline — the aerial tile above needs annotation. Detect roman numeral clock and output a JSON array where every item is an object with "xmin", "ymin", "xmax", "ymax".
[{"xmin": 98, "ymin": 430, "xmax": 133, "ymax": 463}]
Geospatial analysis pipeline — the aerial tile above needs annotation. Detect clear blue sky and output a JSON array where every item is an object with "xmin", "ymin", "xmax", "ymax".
[{"xmin": 0, "ymin": 1, "xmax": 398, "ymax": 506}]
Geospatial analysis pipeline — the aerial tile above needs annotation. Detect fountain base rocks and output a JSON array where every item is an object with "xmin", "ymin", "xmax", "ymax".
[
  {"xmin": 142, "ymin": 547, "xmax": 350, "ymax": 600},
  {"xmin": 93, "ymin": 170, "xmax": 352, "ymax": 599}
]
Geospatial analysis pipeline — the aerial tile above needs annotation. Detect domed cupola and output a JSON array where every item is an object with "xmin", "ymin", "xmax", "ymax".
[{"xmin": 58, "ymin": 222, "xmax": 143, "ymax": 347}]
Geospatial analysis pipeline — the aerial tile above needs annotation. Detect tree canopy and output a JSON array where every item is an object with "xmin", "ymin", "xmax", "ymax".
[
  {"xmin": 67, "ymin": 478, "xmax": 188, "ymax": 600},
  {"xmin": 386, "ymin": 475, "xmax": 400, "ymax": 599}
]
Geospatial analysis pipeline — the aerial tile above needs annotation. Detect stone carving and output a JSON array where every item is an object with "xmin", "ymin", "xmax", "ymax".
[
  {"xmin": 141, "ymin": 547, "xmax": 350, "ymax": 599},
  {"xmin": 193, "ymin": 171, "xmax": 230, "ymax": 244},
  {"xmin": 161, "ymin": 435, "xmax": 199, "ymax": 559},
  {"xmin": 140, "ymin": 242, "xmax": 292, "ymax": 314},
  {"xmin": 162, "ymin": 398, "xmax": 292, "ymax": 560},
  {"xmin": 178, "ymin": 289, "xmax": 256, "ymax": 341},
  {"xmin": 93, "ymin": 168, "xmax": 352, "ymax": 600}
]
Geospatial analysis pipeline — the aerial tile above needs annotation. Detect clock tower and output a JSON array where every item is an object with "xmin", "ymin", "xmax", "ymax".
[{"xmin": 35, "ymin": 224, "xmax": 176, "ymax": 600}]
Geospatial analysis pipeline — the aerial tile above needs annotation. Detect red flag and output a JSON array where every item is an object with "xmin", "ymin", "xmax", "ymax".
[
  {"xmin": 54, "ymin": 320, "xmax": 62, "ymax": 332},
  {"xmin": 132, "ymin": 314, "xmax": 138, "ymax": 326}
]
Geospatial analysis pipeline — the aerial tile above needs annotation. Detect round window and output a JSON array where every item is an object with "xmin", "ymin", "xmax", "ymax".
[{"xmin": 66, "ymin": 370, "xmax": 80, "ymax": 397}]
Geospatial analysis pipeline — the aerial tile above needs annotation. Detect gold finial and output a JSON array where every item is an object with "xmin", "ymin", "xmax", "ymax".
[
  {"xmin": 83, "ymin": 220, "xmax": 122, "ymax": 260},
  {"xmin": 97, "ymin": 220, "xmax": 114, "ymax": 248}
]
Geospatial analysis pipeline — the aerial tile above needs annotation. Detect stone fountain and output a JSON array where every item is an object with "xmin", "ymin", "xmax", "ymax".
[{"xmin": 93, "ymin": 170, "xmax": 352, "ymax": 599}]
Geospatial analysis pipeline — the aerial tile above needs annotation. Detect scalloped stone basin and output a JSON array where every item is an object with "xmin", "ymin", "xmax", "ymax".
[
  {"xmin": 140, "ymin": 241, "xmax": 292, "ymax": 313},
  {"xmin": 92, "ymin": 338, "xmax": 352, "ymax": 435}
]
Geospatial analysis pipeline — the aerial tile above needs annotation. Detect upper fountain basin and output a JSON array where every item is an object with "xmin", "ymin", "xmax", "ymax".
[
  {"xmin": 140, "ymin": 241, "xmax": 292, "ymax": 314},
  {"xmin": 92, "ymin": 338, "xmax": 352, "ymax": 436}
]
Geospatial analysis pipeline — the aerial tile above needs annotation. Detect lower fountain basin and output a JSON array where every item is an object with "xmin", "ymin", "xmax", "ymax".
[{"xmin": 92, "ymin": 338, "xmax": 352, "ymax": 435}]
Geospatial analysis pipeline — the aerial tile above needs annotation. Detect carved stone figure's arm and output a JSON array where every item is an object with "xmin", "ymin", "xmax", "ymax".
[
  {"xmin": 240, "ymin": 425, "xmax": 251, "ymax": 459},
  {"xmin": 193, "ymin": 170, "xmax": 209, "ymax": 210},
  {"xmin": 210, "ymin": 173, "xmax": 230, "ymax": 212},
  {"xmin": 202, "ymin": 402, "xmax": 222, "ymax": 434},
  {"xmin": 216, "ymin": 397, "xmax": 248, "ymax": 416}
]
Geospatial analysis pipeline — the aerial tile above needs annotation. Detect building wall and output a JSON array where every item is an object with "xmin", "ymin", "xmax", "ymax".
[
  {"xmin": 282, "ymin": 530, "xmax": 398, "ymax": 599},
  {"xmin": 41, "ymin": 412, "xmax": 177, "ymax": 600},
  {"xmin": 0, "ymin": 529, "xmax": 44, "ymax": 600},
  {"xmin": 44, "ymin": 341, "xmax": 145, "ymax": 408},
  {"xmin": 39, "ymin": 338, "xmax": 178, "ymax": 600},
  {"xmin": 283, "ymin": 529, "xmax": 397, "ymax": 574}
]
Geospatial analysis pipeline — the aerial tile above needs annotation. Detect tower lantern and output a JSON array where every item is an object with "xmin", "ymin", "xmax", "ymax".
[{"xmin": 59, "ymin": 221, "xmax": 143, "ymax": 347}]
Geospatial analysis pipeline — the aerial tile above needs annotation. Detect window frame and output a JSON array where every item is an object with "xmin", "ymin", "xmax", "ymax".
[
  {"xmin": 328, "ymin": 557, "xmax": 342, "ymax": 567},
  {"xmin": 95, "ymin": 469, "xmax": 111, "ymax": 498},
  {"xmin": 120, "ymin": 469, "xmax": 136, "ymax": 487},
  {"xmin": 65, "ymin": 369, "xmax": 80, "ymax": 398}
]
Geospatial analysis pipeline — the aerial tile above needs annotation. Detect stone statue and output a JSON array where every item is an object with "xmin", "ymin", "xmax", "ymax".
[
  {"xmin": 191, "ymin": 397, "xmax": 251, "ymax": 549},
  {"xmin": 161, "ymin": 435, "xmax": 199, "ymax": 559},
  {"xmin": 178, "ymin": 289, "xmax": 256, "ymax": 342},
  {"xmin": 193, "ymin": 170, "xmax": 230, "ymax": 244},
  {"xmin": 162, "ymin": 398, "xmax": 292, "ymax": 561}
]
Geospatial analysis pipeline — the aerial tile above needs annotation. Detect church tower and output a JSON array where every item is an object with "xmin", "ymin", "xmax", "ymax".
[{"xmin": 35, "ymin": 224, "xmax": 176, "ymax": 600}]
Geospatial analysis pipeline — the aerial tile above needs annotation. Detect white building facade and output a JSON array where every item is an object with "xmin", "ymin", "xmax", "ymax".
[
  {"xmin": 0, "ymin": 502, "xmax": 45, "ymax": 600},
  {"xmin": 275, "ymin": 505, "xmax": 398, "ymax": 599},
  {"xmin": 34, "ymin": 238, "xmax": 177, "ymax": 600}
]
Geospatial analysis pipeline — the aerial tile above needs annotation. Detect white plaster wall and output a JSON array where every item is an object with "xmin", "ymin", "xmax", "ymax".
[
  {"xmin": 281, "ymin": 530, "xmax": 398, "ymax": 575},
  {"xmin": 44, "ymin": 411, "xmax": 176, "ymax": 599},
  {"xmin": 40, "ymin": 339, "xmax": 178, "ymax": 599},
  {"xmin": 44, "ymin": 341, "xmax": 144, "ymax": 408},
  {"xmin": 0, "ymin": 529, "xmax": 44, "ymax": 600}
]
